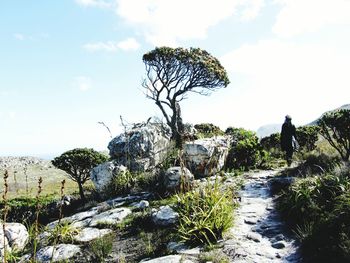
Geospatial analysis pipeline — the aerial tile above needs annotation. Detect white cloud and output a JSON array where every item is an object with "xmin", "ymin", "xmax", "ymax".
[
  {"xmin": 240, "ymin": 0, "xmax": 265, "ymax": 21},
  {"xmin": 219, "ymin": 39, "xmax": 350, "ymax": 128},
  {"xmin": 83, "ymin": 41, "xmax": 119, "ymax": 52},
  {"xmin": 83, "ymin": 37, "xmax": 140, "ymax": 52},
  {"xmin": 115, "ymin": 0, "xmax": 264, "ymax": 46},
  {"xmin": 117, "ymin": 37, "xmax": 140, "ymax": 51},
  {"xmin": 13, "ymin": 33, "xmax": 25, "ymax": 41},
  {"xmin": 75, "ymin": 0, "xmax": 114, "ymax": 8},
  {"xmin": 273, "ymin": 0, "xmax": 350, "ymax": 37},
  {"xmin": 74, "ymin": 76, "xmax": 92, "ymax": 91}
]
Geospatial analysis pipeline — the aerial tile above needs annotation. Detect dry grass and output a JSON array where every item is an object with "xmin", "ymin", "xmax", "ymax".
[{"xmin": 0, "ymin": 164, "xmax": 92, "ymax": 199}]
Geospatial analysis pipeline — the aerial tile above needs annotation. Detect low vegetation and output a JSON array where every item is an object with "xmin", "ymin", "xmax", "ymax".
[
  {"xmin": 175, "ymin": 177, "xmax": 236, "ymax": 245},
  {"xmin": 277, "ymin": 152, "xmax": 350, "ymax": 261}
]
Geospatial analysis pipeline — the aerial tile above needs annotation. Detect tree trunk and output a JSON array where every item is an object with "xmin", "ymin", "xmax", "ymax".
[{"xmin": 77, "ymin": 181, "xmax": 86, "ymax": 201}]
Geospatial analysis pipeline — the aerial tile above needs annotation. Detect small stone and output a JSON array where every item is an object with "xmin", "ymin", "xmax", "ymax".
[
  {"xmin": 167, "ymin": 241, "xmax": 187, "ymax": 252},
  {"xmin": 132, "ymin": 200, "xmax": 150, "ymax": 209},
  {"xmin": 244, "ymin": 218, "xmax": 258, "ymax": 225},
  {"xmin": 272, "ymin": 241, "xmax": 286, "ymax": 249},
  {"xmin": 273, "ymin": 234, "xmax": 285, "ymax": 242},
  {"xmin": 152, "ymin": 206, "xmax": 179, "ymax": 226},
  {"xmin": 246, "ymin": 232, "xmax": 261, "ymax": 242}
]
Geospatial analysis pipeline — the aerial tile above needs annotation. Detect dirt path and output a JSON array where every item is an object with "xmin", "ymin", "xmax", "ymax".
[{"xmin": 223, "ymin": 170, "xmax": 301, "ymax": 262}]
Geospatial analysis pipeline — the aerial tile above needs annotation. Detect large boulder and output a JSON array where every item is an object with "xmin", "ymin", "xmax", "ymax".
[
  {"xmin": 90, "ymin": 161, "xmax": 128, "ymax": 194},
  {"xmin": 184, "ymin": 136, "xmax": 231, "ymax": 177},
  {"xmin": 108, "ymin": 122, "xmax": 171, "ymax": 172},
  {"xmin": 163, "ymin": 166, "xmax": 194, "ymax": 193},
  {"xmin": 0, "ymin": 222, "xmax": 29, "ymax": 257}
]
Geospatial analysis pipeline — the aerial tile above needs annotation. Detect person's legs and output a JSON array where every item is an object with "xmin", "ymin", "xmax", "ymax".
[{"xmin": 286, "ymin": 148, "xmax": 293, "ymax": 166}]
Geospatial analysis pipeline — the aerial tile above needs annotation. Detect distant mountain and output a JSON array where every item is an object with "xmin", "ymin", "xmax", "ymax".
[
  {"xmin": 308, "ymin": 104, "xmax": 350, "ymax": 125},
  {"xmin": 256, "ymin": 124, "xmax": 281, "ymax": 138},
  {"xmin": 0, "ymin": 156, "xmax": 51, "ymax": 170}
]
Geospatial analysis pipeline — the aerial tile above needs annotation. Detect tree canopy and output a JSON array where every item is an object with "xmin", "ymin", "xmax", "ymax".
[
  {"xmin": 52, "ymin": 148, "xmax": 108, "ymax": 200},
  {"xmin": 142, "ymin": 47, "xmax": 230, "ymax": 148},
  {"xmin": 317, "ymin": 109, "xmax": 350, "ymax": 161}
]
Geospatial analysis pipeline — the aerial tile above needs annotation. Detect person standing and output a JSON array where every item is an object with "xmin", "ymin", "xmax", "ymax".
[{"xmin": 280, "ymin": 115, "xmax": 297, "ymax": 166}]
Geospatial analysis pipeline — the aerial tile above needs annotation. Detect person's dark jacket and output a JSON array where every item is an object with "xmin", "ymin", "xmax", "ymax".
[{"xmin": 280, "ymin": 122, "xmax": 296, "ymax": 152}]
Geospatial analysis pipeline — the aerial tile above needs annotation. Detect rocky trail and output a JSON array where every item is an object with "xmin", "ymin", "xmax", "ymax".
[
  {"xmin": 222, "ymin": 170, "xmax": 301, "ymax": 262},
  {"xmin": 1, "ymin": 169, "xmax": 303, "ymax": 262}
]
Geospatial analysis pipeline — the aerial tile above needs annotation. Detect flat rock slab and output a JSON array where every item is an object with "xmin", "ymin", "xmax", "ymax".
[
  {"xmin": 89, "ymin": 207, "xmax": 132, "ymax": 227},
  {"xmin": 36, "ymin": 244, "xmax": 81, "ymax": 263},
  {"xmin": 141, "ymin": 255, "xmax": 183, "ymax": 263},
  {"xmin": 74, "ymin": 227, "xmax": 113, "ymax": 243}
]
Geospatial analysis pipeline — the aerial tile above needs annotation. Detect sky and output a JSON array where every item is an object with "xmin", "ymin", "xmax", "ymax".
[{"xmin": 1, "ymin": 0, "xmax": 349, "ymax": 158}]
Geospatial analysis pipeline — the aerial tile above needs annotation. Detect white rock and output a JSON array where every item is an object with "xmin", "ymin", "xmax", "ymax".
[
  {"xmin": 108, "ymin": 122, "xmax": 171, "ymax": 172},
  {"xmin": 152, "ymin": 206, "xmax": 178, "ymax": 226},
  {"xmin": 132, "ymin": 200, "xmax": 150, "ymax": 209},
  {"xmin": 89, "ymin": 207, "xmax": 132, "ymax": 227},
  {"xmin": 184, "ymin": 136, "xmax": 231, "ymax": 177},
  {"xmin": 74, "ymin": 227, "xmax": 113, "ymax": 243},
  {"xmin": 0, "ymin": 228, "xmax": 10, "ymax": 257},
  {"xmin": 36, "ymin": 244, "xmax": 81, "ymax": 263},
  {"xmin": 163, "ymin": 166, "xmax": 194, "ymax": 193},
  {"xmin": 90, "ymin": 161, "xmax": 128, "ymax": 194},
  {"xmin": 140, "ymin": 255, "xmax": 183, "ymax": 263},
  {"xmin": 2, "ymin": 222, "xmax": 28, "ymax": 251}
]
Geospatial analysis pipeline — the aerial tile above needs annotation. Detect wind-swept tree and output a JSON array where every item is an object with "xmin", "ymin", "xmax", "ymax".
[
  {"xmin": 52, "ymin": 148, "xmax": 108, "ymax": 200},
  {"xmin": 317, "ymin": 109, "xmax": 350, "ymax": 161},
  {"xmin": 142, "ymin": 47, "xmax": 230, "ymax": 148}
]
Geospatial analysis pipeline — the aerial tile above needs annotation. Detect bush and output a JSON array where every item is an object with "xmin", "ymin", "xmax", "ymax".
[
  {"xmin": 296, "ymin": 126, "xmax": 320, "ymax": 152},
  {"xmin": 194, "ymin": 123, "xmax": 224, "ymax": 138},
  {"xmin": 48, "ymin": 221, "xmax": 80, "ymax": 244},
  {"xmin": 175, "ymin": 178, "xmax": 235, "ymax": 245},
  {"xmin": 318, "ymin": 109, "xmax": 350, "ymax": 161},
  {"xmin": 89, "ymin": 233, "xmax": 115, "ymax": 262},
  {"xmin": 302, "ymin": 153, "xmax": 341, "ymax": 175},
  {"xmin": 260, "ymin": 133, "xmax": 283, "ymax": 158},
  {"xmin": 277, "ymin": 168, "xmax": 350, "ymax": 261},
  {"xmin": 226, "ymin": 128, "xmax": 262, "ymax": 170}
]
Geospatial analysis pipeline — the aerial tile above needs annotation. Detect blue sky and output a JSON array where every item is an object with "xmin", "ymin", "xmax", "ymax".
[{"xmin": 1, "ymin": 0, "xmax": 349, "ymax": 158}]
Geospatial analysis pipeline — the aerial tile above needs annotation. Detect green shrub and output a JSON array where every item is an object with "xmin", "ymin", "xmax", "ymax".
[
  {"xmin": 47, "ymin": 221, "xmax": 80, "ymax": 244},
  {"xmin": 112, "ymin": 170, "xmax": 136, "ymax": 195},
  {"xmin": 277, "ymin": 168, "xmax": 350, "ymax": 261},
  {"xmin": 175, "ymin": 178, "xmax": 235, "ymax": 245},
  {"xmin": 302, "ymin": 153, "xmax": 341, "ymax": 174},
  {"xmin": 318, "ymin": 109, "xmax": 350, "ymax": 161},
  {"xmin": 296, "ymin": 126, "xmax": 320, "ymax": 152},
  {"xmin": 260, "ymin": 133, "xmax": 283, "ymax": 158},
  {"xmin": 226, "ymin": 128, "xmax": 262, "ymax": 170},
  {"xmin": 89, "ymin": 233, "xmax": 115, "ymax": 262},
  {"xmin": 194, "ymin": 123, "xmax": 224, "ymax": 138}
]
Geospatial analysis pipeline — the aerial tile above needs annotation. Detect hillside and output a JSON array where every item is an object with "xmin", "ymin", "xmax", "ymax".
[
  {"xmin": 308, "ymin": 104, "xmax": 350, "ymax": 125},
  {"xmin": 256, "ymin": 124, "xmax": 281, "ymax": 138},
  {"xmin": 0, "ymin": 156, "xmax": 80, "ymax": 198}
]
